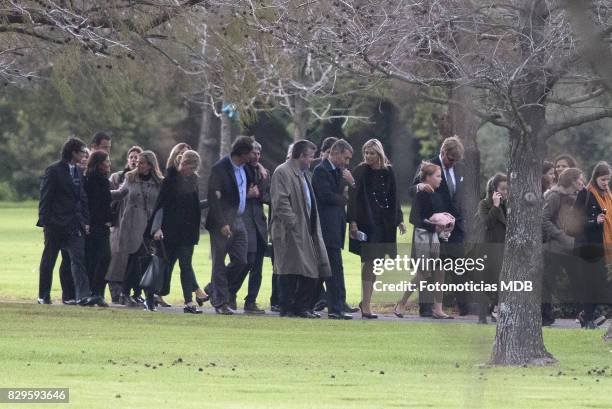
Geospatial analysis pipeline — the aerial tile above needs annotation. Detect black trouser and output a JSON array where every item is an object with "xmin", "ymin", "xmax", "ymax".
[
  {"xmin": 58, "ymin": 250, "xmax": 75, "ymax": 301},
  {"xmin": 123, "ymin": 244, "xmax": 148, "ymax": 298},
  {"xmin": 208, "ymin": 217, "xmax": 248, "ymax": 308},
  {"xmin": 229, "ymin": 234, "xmax": 265, "ymax": 304},
  {"xmin": 85, "ymin": 229, "xmax": 111, "ymax": 298},
  {"xmin": 269, "ymin": 247, "xmax": 280, "ymax": 307},
  {"xmin": 322, "ymin": 247, "xmax": 346, "ymax": 314},
  {"xmin": 279, "ymin": 274, "xmax": 317, "ymax": 314},
  {"xmin": 161, "ymin": 244, "xmax": 200, "ymax": 303},
  {"xmin": 39, "ymin": 227, "xmax": 90, "ymax": 301},
  {"xmin": 577, "ymin": 256, "xmax": 610, "ymax": 321}
]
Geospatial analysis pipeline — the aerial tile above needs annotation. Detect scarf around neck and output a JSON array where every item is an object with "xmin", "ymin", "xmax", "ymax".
[{"xmin": 587, "ymin": 183, "xmax": 612, "ymax": 263}]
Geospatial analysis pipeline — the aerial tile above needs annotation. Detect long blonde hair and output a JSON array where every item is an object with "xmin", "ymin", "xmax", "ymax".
[
  {"xmin": 166, "ymin": 142, "xmax": 191, "ymax": 170},
  {"xmin": 126, "ymin": 150, "xmax": 164, "ymax": 185},
  {"xmin": 361, "ymin": 138, "xmax": 391, "ymax": 169},
  {"xmin": 179, "ymin": 150, "xmax": 201, "ymax": 177}
]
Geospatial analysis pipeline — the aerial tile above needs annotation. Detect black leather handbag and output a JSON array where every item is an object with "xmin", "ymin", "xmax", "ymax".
[{"xmin": 139, "ymin": 240, "xmax": 167, "ymax": 293}]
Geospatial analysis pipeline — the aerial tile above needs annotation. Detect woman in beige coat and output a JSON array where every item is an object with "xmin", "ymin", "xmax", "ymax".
[
  {"xmin": 107, "ymin": 151, "xmax": 163, "ymax": 306},
  {"xmin": 270, "ymin": 140, "xmax": 331, "ymax": 318}
]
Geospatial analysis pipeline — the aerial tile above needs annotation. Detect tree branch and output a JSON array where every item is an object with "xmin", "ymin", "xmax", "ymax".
[{"xmin": 543, "ymin": 109, "xmax": 612, "ymax": 138}]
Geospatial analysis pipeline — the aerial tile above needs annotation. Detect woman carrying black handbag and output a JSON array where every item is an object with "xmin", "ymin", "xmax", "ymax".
[{"xmin": 150, "ymin": 150, "xmax": 209, "ymax": 314}]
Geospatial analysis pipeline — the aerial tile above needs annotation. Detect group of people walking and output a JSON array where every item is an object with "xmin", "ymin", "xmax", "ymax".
[{"xmin": 36, "ymin": 132, "xmax": 611, "ymax": 326}]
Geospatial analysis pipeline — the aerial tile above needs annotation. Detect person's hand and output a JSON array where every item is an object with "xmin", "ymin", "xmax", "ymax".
[
  {"xmin": 220, "ymin": 225, "xmax": 232, "ymax": 238},
  {"xmin": 398, "ymin": 222, "xmax": 407, "ymax": 235},
  {"xmin": 417, "ymin": 183, "xmax": 434, "ymax": 193},
  {"xmin": 247, "ymin": 184, "xmax": 260, "ymax": 198},
  {"xmin": 342, "ymin": 169, "xmax": 355, "ymax": 186},
  {"xmin": 84, "ymin": 225, "xmax": 90, "ymax": 235},
  {"xmin": 153, "ymin": 229, "xmax": 163, "ymax": 241},
  {"xmin": 492, "ymin": 191, "xmax": 502, "ymax": 207},
  {"xmin": 257, "ymin": 163, "xmax": 269, "ymax": 179},
  {"xmin": 105, "ymin": 222, "xmax": 112, "ymax": 227},
  {"xmin": 349, "ymin": 222, "xmax": 358, "ymax": 239},
  {"xmin": 597, "ymin": 213, "xmax": 606, "ymax": 224}
]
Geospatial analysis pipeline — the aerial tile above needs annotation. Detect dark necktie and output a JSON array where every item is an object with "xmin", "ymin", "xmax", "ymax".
[
  {"xmin": 445, "ymin": 167, "xmax": 455, "ymax": 198},
  {"xmin": 71, "ymin": 166, "xmax": 80, "ymax": 187}
]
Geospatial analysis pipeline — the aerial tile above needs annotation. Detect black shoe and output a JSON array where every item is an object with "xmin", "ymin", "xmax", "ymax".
[
  {"xmin": 154, "ymin": 295, "xmax": 172, "ymax": 308},
  {"xmin": 195, "ymin": 294, "xmax": 210, "ymax": 307},
  {"xmin": 229, "ymin": 296, "xmax": 237, "ymax": 311},
  {"xmin": 95, "ymin": 297, "xmax": 109, "ymax": 308},
  {"xmin": 329, "ymin": 311, "xmax": 353, "ymax": 320},
  {"xmin": 184, "ymin": 304, "xmax": 203, "ymax": 314},
  {"xmin": 457, "ymin": 303, "xmax": 470, "ymax": 316},
  {"xmin": 215, "ymin": 305, "xmax": 234, "ymax": 315},
  {"xmin": 120, "ymin": 294, "xmax": 138, "ymax": 307},
  {"xmin": 77, "ymin": 297, "xmax": 97, "ymax": 306},
  {"xmin": 37, "ymin": 297, "xmax": 52, "ymax": 305},
  {"xmin": 244, "ymin": 302, "xmax": 265, "ymax": 314},
  {"xmin": 344, "ymin": 303, "xmax": 360, "ymax": 313},
  {"xmin": 358, "ymin": 302, "xmax": 378, "ymax": 319},
  {"xmin": 144, "ymin": 300, "xmax": 157, "ymax": 312},
  {"xmin": 296, "ymin": 310, "xmax": 318, "ymax": 319},
  {"xmin": 271, "ymin": 304, "xmax": 281, "ymax": 313},
  {"xmin": 419, "ymin": 303, "xmax": 433, "ymax": 317},
  {"xmin": 279, "ymin": 309, "xmax": 295, "ymax": 317},
  {"xmin": 313, "ymin": 301, "xmax": 327, "ymax": 312},
  {"xmin": 311, "ymin": 311, "xmax": 321, "ymax": 318},
  {"xmin": 133, "ymin": 295, "xmax": 145, "ymax": 304},
  {"xmin": 62, "ymin": 299, "xmax": 76, "ymax": 306}
]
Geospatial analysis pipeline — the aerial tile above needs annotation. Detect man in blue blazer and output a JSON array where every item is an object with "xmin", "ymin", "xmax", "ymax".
[{"xmin": 205, "ymin": 136, "xmax": 255, "ymax": 314}]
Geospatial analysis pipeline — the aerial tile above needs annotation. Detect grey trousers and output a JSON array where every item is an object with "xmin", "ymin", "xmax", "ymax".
[{"xmin": 208, "ymin": 217, "xmax": 248, "ymax": 308}]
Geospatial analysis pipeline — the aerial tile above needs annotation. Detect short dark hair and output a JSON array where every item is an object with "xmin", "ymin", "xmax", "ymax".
[
  {"xmin": 87, "ymin": 150, "xmax": 109, "ymax": 176},
  {"xmin": 554, "ymin": 154, "xmax": 577, "ymax": 169},
  {"xmin": 291, "ymin": 140, "xmax": 317, "ymax": 159},
  {"xmin": 231, "ymin": 136, "xmax": 255, "ymax": 156},
  {"xmin": 91, "ymin": 131, "xmax": 111, "ymax": 147},
  {"xmin": 330, "ymin": 139, "xmax": 353, "ymax": 155},
  {"xmin": 320, "ymin": 137, "xmax": 339, "ymax": 153},
  {"xmin": 61, "ymin": 137, "xmax": 87, "ymax": 161}
]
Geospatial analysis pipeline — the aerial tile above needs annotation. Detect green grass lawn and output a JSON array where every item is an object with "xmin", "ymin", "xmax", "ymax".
[
  {"xmin": 0, "ymin": 201, "xmax": 414, "ymax": 306},
  {"xmin": 1, "ymin": 202, "xmax": 611, "ymax": 409}
]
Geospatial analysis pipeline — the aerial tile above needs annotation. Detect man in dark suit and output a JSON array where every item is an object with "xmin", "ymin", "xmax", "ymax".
[
  {"xmin": 312, "ymin": 139, "xmax": 357, "ymax": 319},
  {"xmin": 410, "ymin": 136, "xmax": 466, "ymax": 316},
  {"xmin": 228, "ymin": 140, "xmax": 270, "ymax": 314},
  {"xmin": 205, "ymin": 136, "xmax": 255, "ymax": 314},
  {"xmin": 37, "ymin": 137, "xmax": 98, "ymax": 306}
]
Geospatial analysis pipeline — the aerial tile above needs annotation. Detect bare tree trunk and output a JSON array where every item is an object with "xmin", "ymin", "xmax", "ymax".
[
  {"xmin": 292, "ymin": 50, "xmax": 310, "ymax": 141},
  {"xmin": 490, "ymin": 124, "xmax": 555, "ymax": 365},
  {"xmin": 388, "ymin": 102, "xmax": 415, "ymax": 203},
  {"xmin": 197, "ymin": 99, "xmax": 220, "ymax": 196},
  {"xmin": 449, "ymin": 87, "xmax": 481, "ymax": 249}
]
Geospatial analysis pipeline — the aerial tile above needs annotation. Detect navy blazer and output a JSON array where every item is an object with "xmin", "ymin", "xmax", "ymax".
[
  {"xmin": 37, "ymin": 160, "xmax": 89, "ymax": 233},
  {"xmin": 312, "ymin": 159, "xmax": 347, "ymax": 249},
  {"xmin": 205, "ymin": 156, "xmax": 252, "ymax": 232}
]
